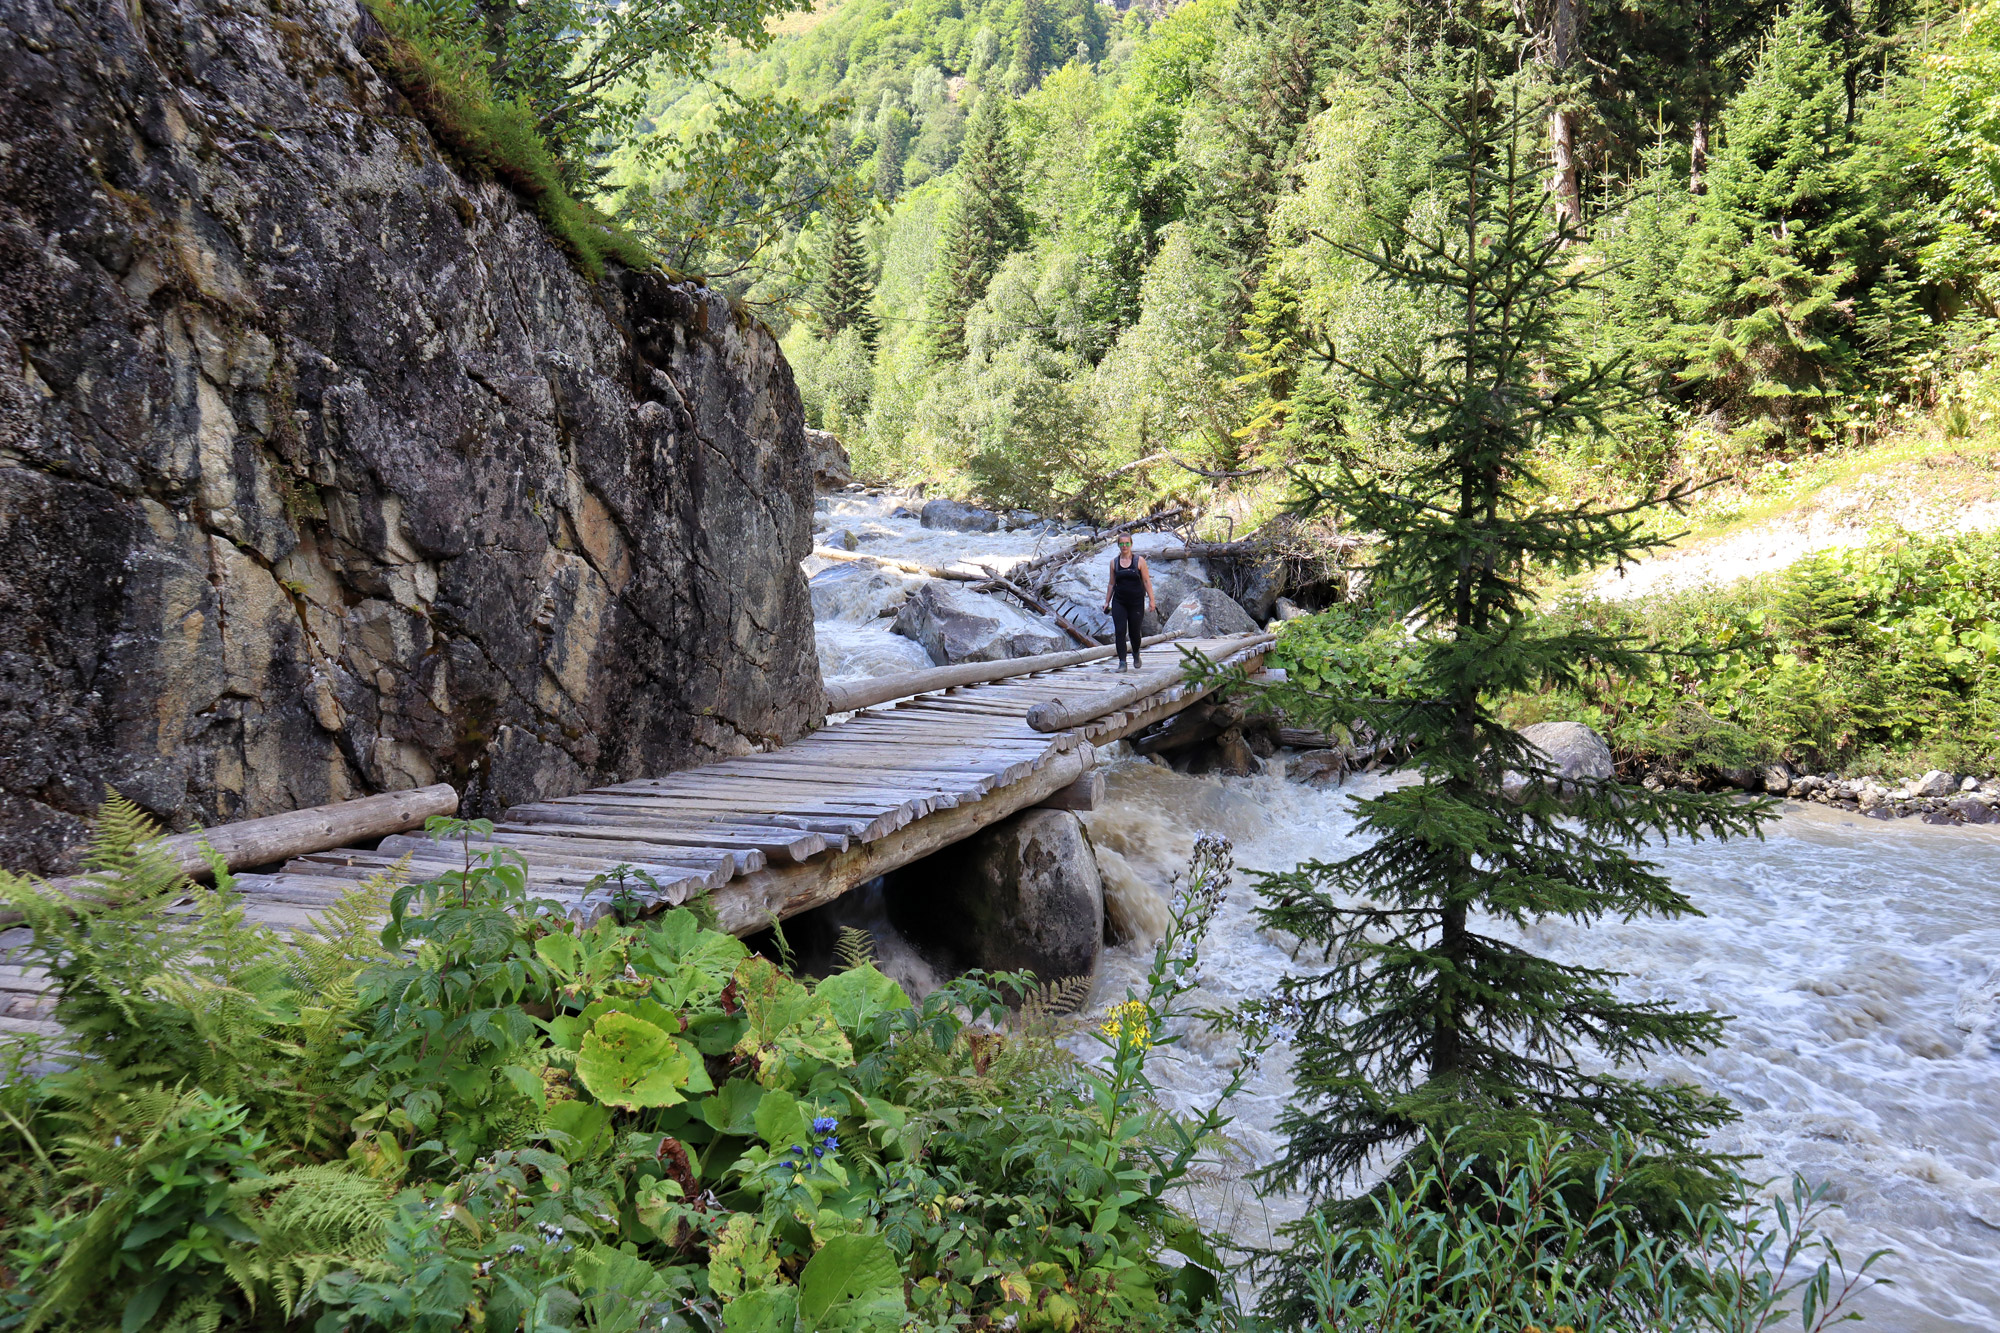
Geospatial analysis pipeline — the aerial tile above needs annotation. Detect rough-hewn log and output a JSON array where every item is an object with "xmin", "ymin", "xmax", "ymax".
[
  {"xmin": 711, "ymin": 745, "xmax": 1097, "ymax": 933},
  {"xmin": 1033, "ymin": 771, "xmax": 1104, "ymax": 812},
  {"xmin": 2, "ymin": 784, "xmax": 460, "ymax": 925},
  {"xmin": 823, "ymin": 634, "xmax": 1177, "ymax": 714}
]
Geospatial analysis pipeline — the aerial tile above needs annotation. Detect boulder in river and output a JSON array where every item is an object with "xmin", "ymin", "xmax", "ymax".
[
  {"xmin": 920, "ymin": 499, "xmax": 1001, "ymax": 533},
  {"xmin": 1762, "ymin": 761, "xmax": 1794, "ymax": 795},
  {"xmin": 808, "ymin": 563, "xmax": 915, "ymax": 623},
  {"xmin": 891, "ymin": 583, "xmax": 1069, "ymax": 665},
  {"xmin": 1049, "ymin": 534, "xmax": 1211, "ymax": 639},
  {"xmin": 1501, "ymin": 722, "xmax": 1615, "ymax": 803},
  {"xmin": 1163, "ymin": 587, "xmax": 1260, "ymax": 637},
  {"xmin": 806, "ymin": 428, "xmax": 853, "ymax": 490},
  {"xmin": 884, "ymin": 808, "xmax": 1103, "ymax": 992}
]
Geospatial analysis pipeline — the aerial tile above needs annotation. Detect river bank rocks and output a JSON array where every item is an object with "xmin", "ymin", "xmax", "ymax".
[
  {"xmin": 806, "ymin": 429, "xmax": 853, "ymax": 490},
  {"xmin": 1628, "ymin": 758, "xmax": 2000, "ymax": 823},
  {"xmin": 1501, "ymin": 722, "xmax": 1615, "ymax": 803},
  {"xmin": 0, "ymin": 0, "xmax": 820, "ymax": 872},
  {"xmin": 891, "ymin": 582, "xmax": 1069, "ymax": 665}
]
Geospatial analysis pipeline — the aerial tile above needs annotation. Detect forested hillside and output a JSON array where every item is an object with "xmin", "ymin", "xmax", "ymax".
[{"xmin": 629, "ymin": 0, "xmax": 2000, "ymax": 516}]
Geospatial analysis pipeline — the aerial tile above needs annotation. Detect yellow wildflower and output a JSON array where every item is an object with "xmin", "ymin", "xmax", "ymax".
[{"xmin": 1099, "ymin": 1000, "xmax": 1152, "ymax": 1049}]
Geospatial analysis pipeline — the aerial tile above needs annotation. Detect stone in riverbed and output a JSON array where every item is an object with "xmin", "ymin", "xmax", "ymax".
[
  {"xmin": 808, "ymin": 563, "xmax": 914, "ymax": 623},
  {"xmin": 884, "ymin": 808, "xmax": 1103, "ymax": 991},
  {"xmin": 1501, "ymin": 722, "xmax": 1615, "ymax": 803},
  {"xmin": 1163, "ymin": 587, "xmax": 1260, "ymax": 637},
  {"xmin": 1905, "ymin": 770, "xmax": 1958, "ymax": 799},
  {"xmin": 806, "ymin": 428, "xmax": 853, "ymax": 490},
  {"xmin": 920, "ymin": 499, "xmax": 1001, "ymax": 533},
  {"xmin": 1949, "ymin": 796, "xmax": 1998, "ymax": 824},
  {"xmin": 1762, "ymin": 761, "xmax": 1795, "ymax": 795},
  {"xmin": 890, "ymin": 582, "xmax": 1069, "ymax": 665}
]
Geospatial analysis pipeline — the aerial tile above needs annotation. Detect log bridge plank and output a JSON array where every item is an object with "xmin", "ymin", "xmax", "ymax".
[{"xmin": 11, "ymin": 635, "xmax": 1270, "ymax": 960}]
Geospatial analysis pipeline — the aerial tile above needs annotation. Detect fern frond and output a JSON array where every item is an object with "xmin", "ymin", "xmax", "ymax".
[
  {"xmin": 76, "ymin": 788, "xmax": 188, "ymax": 909},
  {"xmin": 833, "ymin": 927, "xmax": 876, "ymax": 973}
]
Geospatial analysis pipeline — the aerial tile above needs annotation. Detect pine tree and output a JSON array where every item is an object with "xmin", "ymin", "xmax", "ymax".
[
  {"xmin": 812, "ymin": 203, "xmax": 879, "ymax": 350},
  {"xmin": 1245, "ymin": 78, "xmax": 1770, "ymax": 1320},
  {"xmin": 1012, "ymin": 0, "xmax": 1053, "ymax": 90},
  {"xmin": 1675, "ymin": 1, "xmax": 1875, "ymax": 440},
  {"xmin": 920, "ymin": 93, "xmax": 1029, "ymax": 360}
]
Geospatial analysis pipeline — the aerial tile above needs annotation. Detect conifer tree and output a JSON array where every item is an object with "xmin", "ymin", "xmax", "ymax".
[
  {"xmin": 921, "ymin": 93, "xmax": 1029, "ymax": 360},
  {"xmin": 1243, "ymin": 78, "xmax": 1771, "ymax": 1319},
  {"xmin": 813, "ymin": 203, "xmax": 879, "ymax": 350},
  {"xmin": 1675, "ymin": 1, "xmax": 1881, "ymax": 439}
]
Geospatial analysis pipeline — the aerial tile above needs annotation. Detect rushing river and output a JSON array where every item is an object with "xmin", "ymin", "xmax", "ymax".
[{"xmin": 808, "ymin": 493, "xmax": 2000, "ymax": 1332}]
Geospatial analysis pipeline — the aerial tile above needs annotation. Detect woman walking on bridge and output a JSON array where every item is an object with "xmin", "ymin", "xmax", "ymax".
[{"xmin": 1103, "ymin": 535, "xmax": 1159, "ymax": 672}]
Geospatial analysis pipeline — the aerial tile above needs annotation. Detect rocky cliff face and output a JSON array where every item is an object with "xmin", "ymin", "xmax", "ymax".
[{"xmin": 0, "ymin": 0, "xmax": 823, "ymax": 872}]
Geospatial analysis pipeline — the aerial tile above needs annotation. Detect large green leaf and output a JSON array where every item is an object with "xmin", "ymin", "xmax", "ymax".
[
  {"xmin": 730, "ymin": 957, "xmax": 852, "ymax": 1088},
  {"xmin": 575, "ymin": 1011, "xmax": 692, "ymax": 1109},
  {"xmin": 797, "ymin": 1233, "xmax": 905, "ymax": 1330},
  {"xmin": 814, "ymin": 965, "xmax": 911, "ymax": 1043},
  {"xmin": 751, "ymin": 1086, "xmax": 807, "ymax": 1148},
  {"xmin": 718, "ymin": 1287, "xmax": 796, "ymax": 1333},
  {"xmin": 702, "ymin": 1078, "xmax": 767, "ymax": 1137}
]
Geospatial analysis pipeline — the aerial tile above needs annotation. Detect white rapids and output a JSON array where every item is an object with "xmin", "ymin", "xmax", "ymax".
[{"xmin": 805, "ymin": 491, "xmax": 2000, "ymax": 1332}]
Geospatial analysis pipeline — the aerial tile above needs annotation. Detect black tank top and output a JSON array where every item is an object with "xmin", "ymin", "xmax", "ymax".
[{"xmin": 1111, "ymin": 555, "xmax": 1146, "ymax": 601}]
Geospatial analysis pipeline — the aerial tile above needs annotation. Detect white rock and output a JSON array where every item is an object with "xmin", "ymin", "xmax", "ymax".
[
  {"xmin": 1501, "ymin": 721, "xmax": 1615, "ymax": 803},
  {"xmin": 1908, "ymin": 770, "xmax": 1957, "ymax": 799}
]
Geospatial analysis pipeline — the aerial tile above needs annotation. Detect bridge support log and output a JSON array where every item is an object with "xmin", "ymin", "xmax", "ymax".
[
  {"xmin": 710, "ymin": 745, "xmax": 1096, "ymax": 935},
  {"xmin": 1033, "ymin": 771, "xmax": 1104, "ymax": 812}
]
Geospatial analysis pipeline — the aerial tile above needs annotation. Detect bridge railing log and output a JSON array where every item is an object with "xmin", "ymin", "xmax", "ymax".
[
  {"xmin": 822, "ymin": 634, "xmax": 1180, "ymax": 715},
  {"xmin": 0, "ymin": 784, "xmax": 460, "ymax": 925}
]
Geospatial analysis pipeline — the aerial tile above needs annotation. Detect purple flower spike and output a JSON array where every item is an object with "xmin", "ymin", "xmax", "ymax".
[{"xmin": 811, "ymin": 1116, "xmax": 838, "ymax": 1134}]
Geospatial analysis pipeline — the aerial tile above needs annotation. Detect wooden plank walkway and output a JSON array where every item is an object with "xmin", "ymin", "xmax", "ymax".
[{"xmin": 0, "ymin": 633, "xmax": 1271, "ymax": 1031}]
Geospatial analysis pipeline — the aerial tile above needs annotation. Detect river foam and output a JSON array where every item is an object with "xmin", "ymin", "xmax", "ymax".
[
  {"xmin": 805, "ymin": 491, "xmax": 2000, "ymax": 1330},
  {"xmin": 1080, "ymin": 758, "xmax": 2000, "ymax": 1333}
]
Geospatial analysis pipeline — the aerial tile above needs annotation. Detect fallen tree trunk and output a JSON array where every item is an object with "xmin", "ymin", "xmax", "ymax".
[
  {"xmin": 810, "ymin": 548, "xmax": 983, "ymax": 582},
  {"xmin": 2, "ymin": 784, "xmax": 460, "ymax": 924},
  {"xmin": 824, "ymin": 634, "xmax": 1178, "ymax": 714},
  {"xmin": 974, "ymin": 566, "xmax": 1101, "ymax": 648}
]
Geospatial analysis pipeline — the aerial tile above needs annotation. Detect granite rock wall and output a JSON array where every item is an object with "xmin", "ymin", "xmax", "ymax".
[{"xmin": 0, "ymin": 0, "xmax": 823, "ymax": 871}]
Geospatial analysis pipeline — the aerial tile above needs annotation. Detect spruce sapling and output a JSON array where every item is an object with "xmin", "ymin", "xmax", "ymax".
[{"xmin": 1242, "ymin": 76, "xmax": 1775, "ymax": 1318}]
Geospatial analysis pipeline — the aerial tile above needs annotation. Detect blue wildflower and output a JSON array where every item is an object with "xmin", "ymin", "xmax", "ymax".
[
  {"xmin": 822, "ymin": 1134, "xmax": 839, "ymax": 1152},
  {"xmin": 789, "ymin": 1144, "xmax": 805, "ymax": 1156},
  {"xmin": 811, "ymin": 1116, "xmax": 837, "ymax": 1134},
  {"xmin": 812, "ymin": 1144, "xmax": 826, "ymax": 1158}
]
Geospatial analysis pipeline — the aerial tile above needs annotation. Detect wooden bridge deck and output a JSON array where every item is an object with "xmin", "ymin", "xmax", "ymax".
[
  {"xmin": 0, "ymin": 633, "xmax": 1270, "ymax": 1034},
  {"xmin": 228, "ymin": 632, "xmax": 1270, "ymax": 934}
]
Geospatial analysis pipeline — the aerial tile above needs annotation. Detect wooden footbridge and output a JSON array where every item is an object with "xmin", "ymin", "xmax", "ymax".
[{"xmin": 25, "ymin": 634, "xmax": 1272, "ymax": 957}]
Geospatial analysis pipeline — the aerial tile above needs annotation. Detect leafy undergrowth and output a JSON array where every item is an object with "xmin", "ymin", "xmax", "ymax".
[
  {"xmin": 0, "ymin": 803, "xmax": 1237, "ymax": 1332},
  {"xmin": 1268, "ymin": 528, "xmax": 2000, "ymax": 782},
  {"xmin": 360, "ymin": 0, "xmax": 658, "ymax": 281}
]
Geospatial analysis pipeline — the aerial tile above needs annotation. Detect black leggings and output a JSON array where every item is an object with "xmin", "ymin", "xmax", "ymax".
[{"xmin": 1111, "ymin": 597, "xmax": 1146, "ymax": 664}]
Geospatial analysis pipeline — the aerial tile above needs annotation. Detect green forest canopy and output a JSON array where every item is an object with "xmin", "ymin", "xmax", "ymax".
[{"xmin": 615, "ymin": 0, "xmax": 2000, "ymax": 516}]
